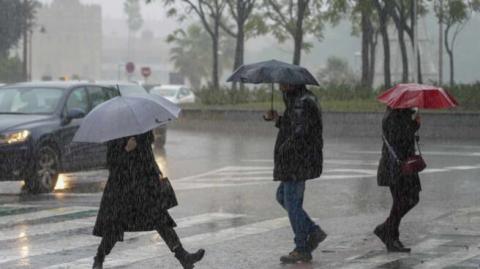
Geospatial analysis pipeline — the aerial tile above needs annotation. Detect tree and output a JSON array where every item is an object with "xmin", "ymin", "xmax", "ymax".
[
  {"xmin": 147, "ymin": 0, "xmax": 227, "ymax": 91},
  {"xmin": 0, "ymin": 1, "xmax": 25, "ymax": 57},
  {"xmin": 263, "ymin": 0, "xmax": 326, "ymax": 65},
  {"xmin": 350, "ymin": 0, "xmax": 380, "ymax": 88},
  {"xmin": 373, "ymin": 0, "xmax": 392, "ymax": 88},
  {"xmin": 435, "ymin": 0, "xmax": 479, "ymax": 86},
  {"xmin": 124, "ymin": 0, "xmax": 144, "ymax": 60},
  {"xmin": 0, "ymin": 0, "xmax": 39, "ymax": 80},
  {"xmin": 317, "ymin": 56, "xmax": 357, "ymax": 85},
  {"xmin": 221, "ymin": 0, "xmax": 255, "ymax": 71},
  {"xmin": 167, "ymin": 24, "xmax": 234, "ymax": 89}
]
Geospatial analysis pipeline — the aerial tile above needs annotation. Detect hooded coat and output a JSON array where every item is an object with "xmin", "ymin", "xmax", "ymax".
[
  {"xmin": 93, "ymin": 131, "xmax": 176, "ymax": 242},
  {"xmin": 273, "ymin": 88, "xmax": 323, "ymax": 181},
  {"xmin": 377, "ymin": 108, "xmax": 421, "ymax": 190}
]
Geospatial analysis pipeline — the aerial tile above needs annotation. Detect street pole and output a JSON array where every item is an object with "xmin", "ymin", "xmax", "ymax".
[
  {"xmin": 412, "ymin": 0, "xmax": 418, "ymax": 83},
  {"xmin": 438, "ymin": 0, "xmax": 444, "ymax": 85},
  {"xmin": 22, "ymin": 0, "xmax": 28, "ymax": 81}
]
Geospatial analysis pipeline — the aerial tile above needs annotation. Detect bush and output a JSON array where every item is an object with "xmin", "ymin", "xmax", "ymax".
[
  {"xmin": 444, "ymin": 83, "xmax": 480, "ymax": 111},
  {"xmin": 0, "ymin": 56, "xmax": 23, "ymax": 83},
  {"xmin": 195, "ymin": 82, "xmax": 480, "ymax": 112}
]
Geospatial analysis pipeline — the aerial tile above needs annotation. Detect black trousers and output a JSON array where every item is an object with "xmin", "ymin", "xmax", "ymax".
[
  {"xmin": 384, "ymin": 184, "xmax": 420, "ymax": 240},
  {"xmin": 96, "ymin": 227, "xmax": 181, "ymax": 260}
]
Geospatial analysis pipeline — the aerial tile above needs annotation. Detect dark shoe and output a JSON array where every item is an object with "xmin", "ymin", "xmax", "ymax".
[
  {"xmin": 374, "ymin": 224, "xmax": 389, "ymax": 246},
  {"xmin": 387, "ymin": 240, "xmax": 411, "ymax": 253},
  {"xmin": 307, "ymin": 227, "xmax": 327, "ymax": 252},
  {"xmin": 92, "ymin": 256, "xmax": 103, "ymax": 269},
  {"xmin": 280, "ymin": 250, "xmax": 312, "ymax": 264},
  {"xmin": 175, "ymin": 248, "xmax": 205, "ymax": 269}
]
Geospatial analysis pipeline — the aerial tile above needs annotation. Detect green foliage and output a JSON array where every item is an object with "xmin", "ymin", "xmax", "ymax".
[
  {"xmin": 0, "ymin": 56, "xmax": 24, "ymax": 83},
  {"xmin": 262, "ymin": 0, "xmax": 326, "ymax": 46},
  {"xmin": 445, "ymin": 83, "xmax": 480, "ymax": 111},
  {"xmin": 167, "ymin": 24, "xmax": 235, "ymax": 89},
  {"xmin": 192, "ymin": 83, "xmax": 480, "ymax": 112},
  {"xmin": 124, "ymin": 0, "xmax": 144, "ymax": 32},
  {"xmin": 0, "ymin": 0, "xmax": 39, "ymax": 56},
  {"xmin": 317, "ymin": 56, "xmax": 358, "ymax": 86}
]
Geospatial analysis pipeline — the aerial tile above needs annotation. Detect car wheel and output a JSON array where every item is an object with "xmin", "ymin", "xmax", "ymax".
[{"xmin": 24, "ymin": 145, "xmax": 59, "ymax": 194}]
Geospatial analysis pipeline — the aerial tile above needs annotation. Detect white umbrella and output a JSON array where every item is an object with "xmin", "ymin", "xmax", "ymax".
[{"xmin": 73, "ymin": 95, "xmax": 181, "ymax": 143}]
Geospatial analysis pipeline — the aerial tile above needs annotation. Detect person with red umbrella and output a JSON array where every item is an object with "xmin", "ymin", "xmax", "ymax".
[{"xmin": 374, "ymin": 84, "xmax": 458, "ymax": 252}]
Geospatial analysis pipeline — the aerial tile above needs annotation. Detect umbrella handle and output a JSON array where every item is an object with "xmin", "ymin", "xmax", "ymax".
[{"xmin": 271, "ymin": 83, "xmax": 274, "ymax": 111}]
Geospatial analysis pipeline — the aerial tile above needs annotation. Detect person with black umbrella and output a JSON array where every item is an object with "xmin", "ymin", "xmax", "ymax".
[
  {"xmin": 264, "ymin": 83, "xmax": 327, "ymax": 263},
  {"xmin": 228, "ymin": 60, "xmax": 327, "ymax": 263}
]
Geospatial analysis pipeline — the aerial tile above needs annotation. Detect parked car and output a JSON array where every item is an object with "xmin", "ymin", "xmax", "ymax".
[
  {"xmin": 0, "ymin": 81, "xmax": 166, "ymax": 194},
  {"xmin": 150, "ymin": 85, "xmax": 195, "ymax": 104}
]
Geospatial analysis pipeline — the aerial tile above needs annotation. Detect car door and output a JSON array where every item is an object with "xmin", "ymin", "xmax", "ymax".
[
  {"xmin": 86, "ymin": 86, "xmax": 119, "ymax": 168},
  {"xmin": 58, "ymin": 87, "xmax": 91, "ymax": 172}
]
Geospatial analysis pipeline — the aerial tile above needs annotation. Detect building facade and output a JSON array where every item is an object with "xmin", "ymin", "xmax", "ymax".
[{"xmin": 31, "ymin": 0, "xmax": 102, "ymax": 81}]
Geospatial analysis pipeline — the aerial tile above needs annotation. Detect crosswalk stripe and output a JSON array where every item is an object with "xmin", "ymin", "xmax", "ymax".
[
  {"xmin": 0, "ymin": 216, "xmax": 96, "ymax": 241},
  {"xmin": 0, "ymin": 212, "xmax": 245, "ymax": 265},
  {"xmin": 44, "ymin": 217, "xmax": 290, "ymax": 269},
  {"xmin": 0, "ymin": 206, "xmax": 97, "ymax": 226},
  {"xmin": 413, "ymin": 243, "xmax": 480, "ymax": 269},
  {"xmin": 340, "ymin": 238, "xmax": 451, "ymax": 269}
]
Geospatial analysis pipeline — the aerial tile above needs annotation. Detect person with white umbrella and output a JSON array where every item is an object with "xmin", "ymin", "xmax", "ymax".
[{"xmin": 73, "ymin": 94, "xmax": 205, "ymax": 269}]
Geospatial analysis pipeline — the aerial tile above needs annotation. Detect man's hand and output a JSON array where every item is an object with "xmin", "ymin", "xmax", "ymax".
[
  {"xmin": 125, "ymin": 137, "xmax": 137, "ymax": 152},
  {"xmin": 263, "ymin": 110, "xmax": 279, "ymax": 122}
]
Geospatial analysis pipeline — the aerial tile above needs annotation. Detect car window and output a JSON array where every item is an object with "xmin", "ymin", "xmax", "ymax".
[
  {"xmin": 154, "ymin": 88, "xmax": 177, "ymax": 97},
  {"xmin": 104, "ymin": 87, "xmax": 120, "ymax": 99},
  {"xmin": 179, "ymin": 88, "xmax": 190, "ymax": 97},
  {"xmin": 0, "ymin": 87, "xmax": 63, "ymax": 114},
  {"xmin": 118, "ymin": 85, "xmax": 147, "ymax": 96},
  {"xmin": 65, "ymin": 87, "xmax": 88, "ymax": 114},
  {"xmin": 88, "ymin": 86, "xmax": 111, "ymax": 110}
]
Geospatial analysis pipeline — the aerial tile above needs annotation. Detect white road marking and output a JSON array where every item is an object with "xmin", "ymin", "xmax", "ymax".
[
  {"xmin": 413, "ymin": 243, "xmax": 480, "ymax": 269},
  {"xmin": 0, "ymin": 206, "xmax": 97, "ymax": 226},
  {"xmin": 0, "ymin": 212, "xmax": 245, "ymax": 264},
  {"xmin": 341, "ymin": 239, "xmax": 451, "ymax": 269},
  {"xmin": 44, "ymin": 217, "xmax": 291, "ymax": 269}
]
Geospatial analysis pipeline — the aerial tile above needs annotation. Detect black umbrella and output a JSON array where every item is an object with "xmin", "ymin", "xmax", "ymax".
[{"xmin": 227, "ymin": 59, "xmax": 319, "ymax": 110}]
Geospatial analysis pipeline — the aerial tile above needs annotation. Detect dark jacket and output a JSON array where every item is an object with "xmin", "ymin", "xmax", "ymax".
[
  {"xmin": 93, "ymin": 131, "xmax": 176, "ymax": 241},
  {"xmin": 377, "ymin": 108, "xmax": 421, "ymax": 189},
  {"xmin": 273, "ymin": 88, "xmax": 323, "ymax": 181}
]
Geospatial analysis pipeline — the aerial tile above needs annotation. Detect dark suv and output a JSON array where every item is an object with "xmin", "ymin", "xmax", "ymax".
[{"xmin": 0, "ymin": 81, "xmax": 164, "ymax": 193}]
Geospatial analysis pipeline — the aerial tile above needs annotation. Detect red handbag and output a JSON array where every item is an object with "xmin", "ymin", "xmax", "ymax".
[
  {"xmin": 383, "ymin": 135, "xmax": 427, "ymax": 175},
  {"xmin": 401, "ymin": 155, "xmax": 426, "ymax": 175}
]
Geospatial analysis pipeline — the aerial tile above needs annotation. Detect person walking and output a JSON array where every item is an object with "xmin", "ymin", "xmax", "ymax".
[
  {"xmin": 374, "ymin": 107, "xmax": 422, "ymax": 252},
  {"xmin": 264, "ymin": 84, "xmax": 327, "ymax": 263},
  {"xmin": 92, "ymin": 131, "xmax": 205, "ymax": 269}
]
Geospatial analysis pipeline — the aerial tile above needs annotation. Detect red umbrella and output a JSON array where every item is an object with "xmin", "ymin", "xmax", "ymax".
[{"xmin": 377, "ymin": 83, "xmax": 459, "ymax": 109}]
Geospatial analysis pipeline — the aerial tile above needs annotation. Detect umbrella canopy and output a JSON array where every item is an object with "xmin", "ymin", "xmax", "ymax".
[
  {"xmin": 73, "ymin": 95, "xmax": 181, "ymax": 143},
  {"xmin": 227, "ymin": 59, "xmax": 319, "ymax": 85},
  {"xmin": 377, "ymin": 83, "xmax": 459, "ymax": 109}
]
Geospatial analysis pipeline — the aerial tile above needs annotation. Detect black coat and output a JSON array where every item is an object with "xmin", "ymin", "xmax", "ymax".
[
  {"xmin": 273, "ymin": 88, "xmax": 323, "ymax": 181},
  {"xmin": 377, "ymin": 109, "xmax": 421, "ymax": 190},
  {"xmin": 93, "ymin": 131, "xmax": 176, "ymax": 241}
]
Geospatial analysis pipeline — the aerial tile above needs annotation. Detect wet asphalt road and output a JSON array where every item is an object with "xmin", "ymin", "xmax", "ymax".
[{"xmin": 1, "ymin": 121, "xmax": 480, "ymax": 269}]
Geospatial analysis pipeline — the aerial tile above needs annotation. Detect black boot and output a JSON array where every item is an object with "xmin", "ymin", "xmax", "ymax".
[
  {"xmin": 92, "ymin": 255, "xmax": 103, "ymax": 269},
  {"xmin": 174, "ymin": 247, "xmax": 205, "ymax": 269},
  {"xmin": 374, "ymin": 224, "xmax": 410, "ymax": 253},
  {"xmin": 307, "ymin": 226, "xmax": 327, "ymax": 252}
]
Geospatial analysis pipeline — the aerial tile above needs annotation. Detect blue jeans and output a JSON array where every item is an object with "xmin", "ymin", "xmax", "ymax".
[{"xmin": 276, "ymin": 180, "xmax": 318, "ymax": 252}]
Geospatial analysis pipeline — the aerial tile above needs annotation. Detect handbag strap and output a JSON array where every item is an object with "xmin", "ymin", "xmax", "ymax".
[
  {"xmin": 414, "ymin": 134, "xmax": 423, "ymax": 155},
  {"xmin": 382, "ymin": 135, "xmax": 400, "ymax": 164}
]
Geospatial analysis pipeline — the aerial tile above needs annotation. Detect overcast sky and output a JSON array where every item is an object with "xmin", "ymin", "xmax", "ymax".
[{"xmin": 39, "ymin": 0, "xmax": 168, "ymax": 20}]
